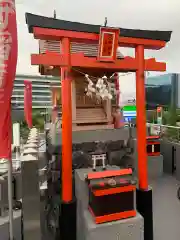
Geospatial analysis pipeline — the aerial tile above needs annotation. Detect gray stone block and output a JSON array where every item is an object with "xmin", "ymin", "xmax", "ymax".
[
  {"xmin": 148, "ymin": 155, "xmax": 163, "ymax": 179},
  {"xmin": 133, "ymin": 139, "xmax": 163, "ymax": 180},
  {"xmin": 108, "ymin": 150, "xmax": 126, "ymax": 166},
  {"xmin": 83, "ymin": 210, "xmax": 144, "ymax": 240},
  {"xmin": 134, "ymin": 155, "xmax": 163, "ymax": 180},
  {"xmin": 0, "ymin": 211, "xmax": 21, "ymax": 240},
  {"xmin": 160, "ymin": 140, "xmax": 173, "ymax": 174},
  {"xmin": 75, "ymin": 167, "xmax": 144, "ymax": 240},
  {"xmin": 173, "ymin": 142, "xmax": 180, "ymax": 181}
]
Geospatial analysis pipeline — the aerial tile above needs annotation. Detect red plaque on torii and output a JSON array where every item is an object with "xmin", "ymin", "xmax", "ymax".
[{"xmin": 97, "ymin": 27, "xmax": 120, "ymax": 62}]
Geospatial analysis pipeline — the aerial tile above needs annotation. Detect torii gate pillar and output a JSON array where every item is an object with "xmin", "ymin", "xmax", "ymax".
[
  {"xmin": 136, "ymin": 45, "xmax": 153, "ymax": 240},
  {"xmin": 60, "ymin": 37, "xmax": 76, "ymax": 240}
]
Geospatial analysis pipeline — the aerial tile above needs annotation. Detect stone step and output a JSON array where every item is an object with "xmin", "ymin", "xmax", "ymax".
[{"xmin": 72, "ymin": 124, "xmax": 114, "ymax": 131}]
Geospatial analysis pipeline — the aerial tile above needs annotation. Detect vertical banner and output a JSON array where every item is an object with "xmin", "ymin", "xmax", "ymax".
[
  {"xmin": 114, "ymin": 73, "xmax": 120, "ymax": 106},
  {"xmin": 24, "ymin": 80, "xmax": 32, "ymax": 128},
  {"xmin": 0, "ymin": 0, "xmax": 18, "ymax": 159}
]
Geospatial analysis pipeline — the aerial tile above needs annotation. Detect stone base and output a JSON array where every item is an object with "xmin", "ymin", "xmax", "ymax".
[
  {"xmin": 134, "ymin": 155, "xmax": 163, "ymax": 180},
  {"xmin": 0, "ymin": 210, "xmax": 21, "ymax": 240},
  {"xmin": 60, "ymin": 199, "xmax": 76, "ymax": 240},
  {"xmin": 81, "ymin": 210, "xmax": 144, "ymax": 240},
  {"xmin": 136, "ymin": 188, "xmax": 153, "ymax": 240},
  {"xmin": 132, "ymin": 139, "xmax": 163, "ymax": 180},
  {"xmin": 75, "ymin": 167, "xmax": 144, "ymax": 240},
  {"xmin": 148, "ymin": 155, "xmax": 163, "ymax": 179}
]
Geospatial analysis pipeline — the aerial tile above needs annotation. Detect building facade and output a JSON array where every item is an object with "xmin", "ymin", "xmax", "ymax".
[
  {"xmin": 12, "ymin": 74, "xmax": 60, "ymax": 110},
  {"xmin": 146, "ymin": 73, "xmax": 178, "ymax": 109},
  {"xmin": 119, "ymin": 73, "xmax": 178, "ymax": 110}
]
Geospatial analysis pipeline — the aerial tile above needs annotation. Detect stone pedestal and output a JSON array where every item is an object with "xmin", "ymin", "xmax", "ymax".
[
  {"xmin": 83, "ymin": 210, "xmax": 144, "ymax": 240},
  {"xmin": 75, "ymin": 167, "xmax": 144, "ymax": 240},
  {"xmin": 134, "ymin": 155, "xmax": 163, "ymax": 180},
  {"xmin": 133, "ymin": 139, "xmax": 163, "ymax": 180}
]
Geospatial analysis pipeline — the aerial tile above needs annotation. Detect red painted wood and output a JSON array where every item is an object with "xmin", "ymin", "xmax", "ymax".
[
  {"xmin": 135, "ymin": 45, "xmax": 148, "ymax": 190},
  {"xmin": 61, "ymin": 38, "xmax": 73, "ymax": 203},
  {"xmin": 31, "ymin": 53, "xmax": 166, "ymax": 71},
  {"xmin": 97, "ymin": 27, "xmax": 120, "ymax": 62},
  {"xmin": 33, "ymin": 27, "xmax": 166, "ymax": 50}
]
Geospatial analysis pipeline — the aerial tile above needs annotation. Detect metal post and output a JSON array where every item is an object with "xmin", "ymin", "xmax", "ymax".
[{"xmin": 7, "ymin": 160, "xmax": 14, "ymax": 240}]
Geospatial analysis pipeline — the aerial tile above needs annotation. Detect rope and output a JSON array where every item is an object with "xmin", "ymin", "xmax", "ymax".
[{"xmin": 71, "ymin": 67, "xmax": 132, "ymax": 81}]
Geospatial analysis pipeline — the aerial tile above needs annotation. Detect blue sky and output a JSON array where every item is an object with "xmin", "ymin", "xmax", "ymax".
[{"xmin": 15, "ymin": 0, "xmax": 180, "ymax": 76}]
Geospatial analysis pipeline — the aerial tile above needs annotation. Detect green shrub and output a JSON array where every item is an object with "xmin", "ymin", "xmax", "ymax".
[{"xmin": 20, "ymin": 110, "xmax": 45, "ymax": 140}]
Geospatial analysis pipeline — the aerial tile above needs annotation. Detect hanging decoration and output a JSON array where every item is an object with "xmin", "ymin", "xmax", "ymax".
[
  {"xmin": 84, "ymin": 74, "xmax": 118, "ymax": 101},
  {"xmin": 71, "ymin": 68, "xmax": 134, "ymax": 102}
]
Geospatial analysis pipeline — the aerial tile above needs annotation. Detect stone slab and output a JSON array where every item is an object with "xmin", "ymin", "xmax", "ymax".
[
  {"xmin": 160, "ymin": 140, "xmax": 174, "ymax": 174},
  {"xmin": 75, "ymin": 167, "xmax": 143, "ymax": 240},
  {"xmin": 134, "ymin": 155, "xmax": 163, "ymax": 180},
  {"xmin": 82, "ymin": 210, "xmax": 144, "ymax": 240},
  {"xmin": 133, "ymin": 139, "xmax": 163, "ymax": 179},
  {"xmin": 0, "ymin": 210, "xmax": 21, "ymax": 240}
]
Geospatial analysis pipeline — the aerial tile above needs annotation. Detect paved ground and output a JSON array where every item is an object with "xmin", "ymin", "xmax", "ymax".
[
  {"xmin": 0, "ymin": 174, "xmax": 180, "ymax": 239},
  {"xmin": 151, "ymin": 174, "xmax": 180, "ymax": 240}
]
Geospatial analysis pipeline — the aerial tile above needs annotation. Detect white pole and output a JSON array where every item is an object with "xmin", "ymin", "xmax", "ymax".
[
  {"xmin": 7, "ymin": 160, "xmax": 14, "ymax": 240},
  {"xmin": 13, "ymin": 123, "xmax": 21, "ymax": 169}
]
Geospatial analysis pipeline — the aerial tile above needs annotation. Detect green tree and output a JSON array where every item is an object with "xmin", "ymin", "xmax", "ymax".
[
  {"xmin": 32, "ymin": 110, "xmax": 45, "ymax": 130},
  {"xmin": 164, "ymin": 106, "xmax": 177, "ymax": 141},
  {"xmin": 20, "ymin": 110, "xmax": 45, "ymax": 141}
]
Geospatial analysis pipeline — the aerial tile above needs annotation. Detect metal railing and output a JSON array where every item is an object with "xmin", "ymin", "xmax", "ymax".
[{"xmin": 147, "ymin": 123, "xmax": 180, "ymax": 142}]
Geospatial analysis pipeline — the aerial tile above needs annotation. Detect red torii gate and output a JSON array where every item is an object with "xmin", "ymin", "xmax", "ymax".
[{"xmin": 26, "ymin": 12, "xmax": 171, "ymax": 240}]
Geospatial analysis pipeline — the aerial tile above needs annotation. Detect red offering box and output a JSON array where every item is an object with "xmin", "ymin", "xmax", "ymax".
[
  {"xmin": 87, "ymin": 169, "xmax": 136, "ymax": 224},
  {"xmin": 146, "ymin": 136, "xmax": 160, "ymax": 156}
]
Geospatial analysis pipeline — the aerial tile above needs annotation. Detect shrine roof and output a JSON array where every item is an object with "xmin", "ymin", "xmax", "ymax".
[{"xmin": 25, "ymin": 13, "xmax": 172, "ymax": 42}]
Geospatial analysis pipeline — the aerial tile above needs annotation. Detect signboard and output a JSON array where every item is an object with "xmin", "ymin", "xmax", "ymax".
[
  {"xmin": 98, "ymin": 27, "xmax": 120, "ymax": 62},
  {"xmin": 123, "ymin": 105, "xmax": 136, "ymax": 122},
  {"xmin": 157, "ymin": 106, "xmax": 163, "ymax": 125},
  {"xmin": 150, "ymin": 125, "xmax": 161, "ymax": 136}
]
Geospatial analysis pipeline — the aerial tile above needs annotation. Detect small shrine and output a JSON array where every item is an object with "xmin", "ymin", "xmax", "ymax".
[
  {"xmin": 26, "ymin": 13, "xmax": 171, "ymax": 131},
  {"xmin": 25, "ymin": 12, "xmax": 171, "ymax": 240},
  {"xmin": 39, "ymin": 26, "xmax": 123, "ymax": 130}
]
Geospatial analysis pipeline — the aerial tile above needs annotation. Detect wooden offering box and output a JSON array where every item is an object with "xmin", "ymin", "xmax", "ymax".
[
  {"xmin": 146, "ymin": 136, "xmax": 160, "ymax": 156},
  {"xmin": 86, "ymin": 168, "xmax": 136, "ymax": 224}
]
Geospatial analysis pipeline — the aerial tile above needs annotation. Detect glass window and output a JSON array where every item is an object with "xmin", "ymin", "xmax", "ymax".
[{"xmin": 146, "ymin": 74, "xmax": 172, "ymax": 109}]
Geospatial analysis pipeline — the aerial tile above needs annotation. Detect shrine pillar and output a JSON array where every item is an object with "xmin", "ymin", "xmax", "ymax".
[
  {"xmin": 104, "ymin": 99, "xmax": 112, "ymax": 123},
  {"xmin": 135, "ymin": 45, "xmax": 148, "ymax": 190},
  {"xmin": 60, "ymin": 38, "xmax": 76, "ymax": 240},
  {"xmin": 135, "ymin": 45, "xmax": 153, "ymax": 240},
  {"xmin": 71, "ymin": 78, "xmax": 77, "ymax": 124}
]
